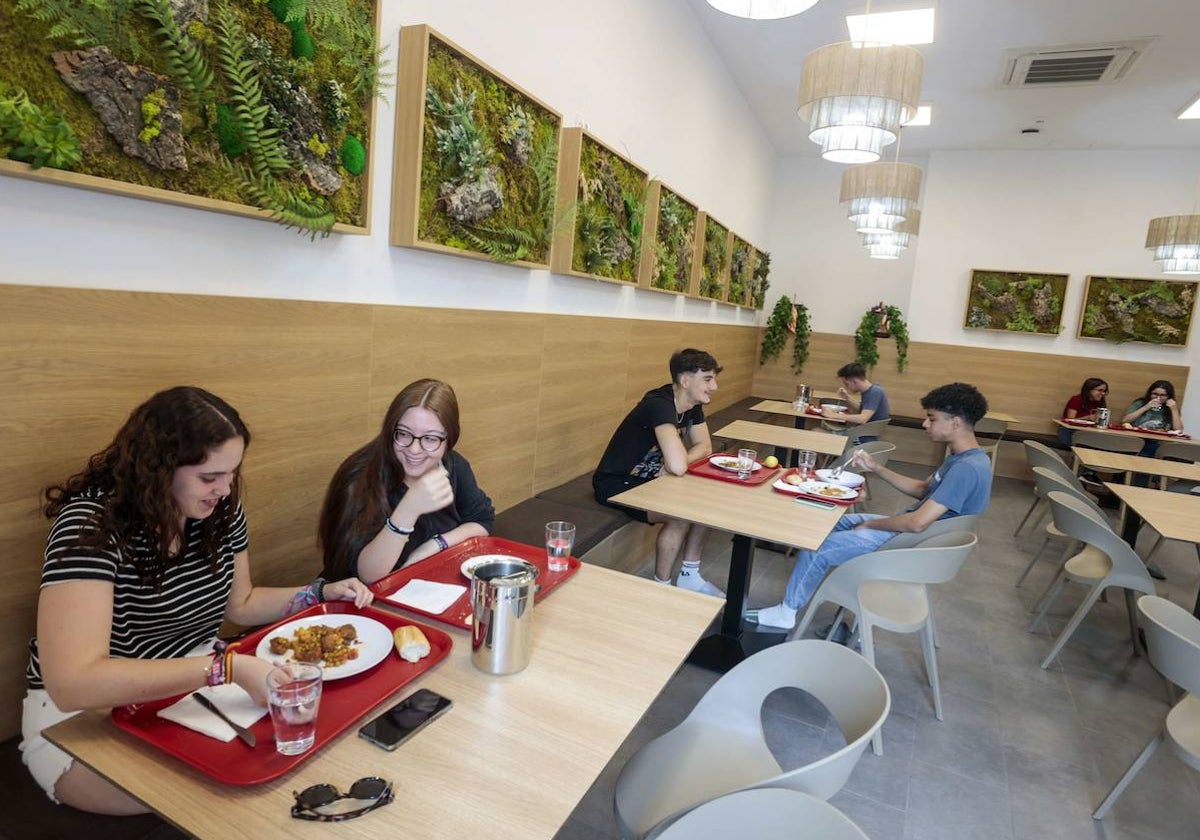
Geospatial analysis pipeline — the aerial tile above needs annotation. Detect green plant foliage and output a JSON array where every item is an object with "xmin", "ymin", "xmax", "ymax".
[
  {"xmin": 0, "ymin": 81, "xmax": 82, "ymax": 170},
  {"xmin": 305, "ymin": 132, "xmax": 328, "ymax": 157},
  {"xmin": 727, "ymin": 236, "xmax": 751, "ymax": 305},
  {"xmin": 1079, "ymin": 276, "xmax": 1196, "ymax": 345},
  {"xmin": 571, "ymin": 135, "xmax": 647, "ymax": 282},
  {"xmin": 137, "ymin": 87, "xmax": 166, "ymax": 144},
  {"xmin": 137, "ymin": 0, "xmax": 213, "ymax": 103},
  {"xmin": 791, "ymin": 302, "xmax": 811, "ymax": 374},
  {"xmin": 652, "ymin": 188, "xmax": 696, "ymax": 292},
  {"xmin": 339, "ymin": 133, "xmax": 364, "ymax": 175},
  {"xmin": 855, "ymin": 304, "xmax": 910, "ymax": 372},
  {"xmin": 699, "ymin": 217, "xmax": 729, "ymax": 299},
  {"xmin": 321, "ymin": 78, "xmax": 348, "ymax": 130},
  {"xmin": 226, "ymin": 158, "xmax": 334, "ymax": 239},
  {"xmin": 292, "ymin": 28, "xmax": 315, "ymax": 59},
  {"xmin": 964, "ymin": 270, "xmax": 1067, "ymax": 335},
  {"xmin": 751, "ymin": 250, "xmax": 770, "ymax": 309},
  {"xmin": 282, "ymin": 0, "xmax": 389, "ymax": 102},
  {"xmin": 214, "ymin": 103, "xmax": 247, "ymax": 157},
  {"xmin": 267, "ymin": 0, "xmax": 304, "ymax": 28},
  {"xmin": 418, "ymin": 36, "xmax": 560, "ymax": 265},
  {"xmin": 760, "ymin": 295, "xmax": 791, "ymax": 365},
  {"xmin": 14, "ymin": 0, "xmax": 147, "ymax": 61}
]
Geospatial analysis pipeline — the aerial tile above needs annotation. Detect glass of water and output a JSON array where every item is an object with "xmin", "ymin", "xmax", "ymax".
[
  {"xmin": 266, "ymin": 663, "xmax": 322, "ymax": 755},
  {"xmin": 799, "ymin": 450, "xmax": 818, "ymax": 479},
  {"xmin": 737, "ymin": 448, "xmax": 758, "ymax": 480},
  {"xmin": 546, "ymin": 521, "xmax": 575, "ymax": 571}
]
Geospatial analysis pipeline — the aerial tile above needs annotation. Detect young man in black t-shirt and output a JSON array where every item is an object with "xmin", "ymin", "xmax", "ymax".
[{"xmin": 593, "ymin": 348, "xmax": 723, "ymax": 596}]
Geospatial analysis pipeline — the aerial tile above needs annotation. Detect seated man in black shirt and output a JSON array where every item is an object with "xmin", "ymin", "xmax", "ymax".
[{"xmin": 593, "ymin": 349, "xmax": 722, "ymax": 597}]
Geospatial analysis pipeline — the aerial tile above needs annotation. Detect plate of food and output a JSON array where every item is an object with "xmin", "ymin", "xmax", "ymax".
[
  {"xmin": 709, "ymin": 455, "xmax": 762, "ymax": 472},
  {"xmin": 815, "ymin": 468, "xmax": 866, "ymax": 488},
  {"xmin": 256, "ymin": 614, "xmax": 393, "ymax": 680},
  {"xmin": 773, "ymin": 474, "xmax": 859, "ymax": 501},
  {"xmin": 460, "ymin": 554, "xmax": 523, "ymax": 579}
]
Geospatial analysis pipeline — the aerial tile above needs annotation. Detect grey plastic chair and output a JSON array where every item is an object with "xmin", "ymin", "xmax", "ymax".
[
  {"xmin": 973, "ymin": 417, "xmax": 1009, "ymax": 476},
  {"xmin": 1093, "ymin": 596, "xmax": 1200, "ymax": 819},
  {"xmin": 612, "ymin": 640, "xmax": 890, "ymax": 840},
  {"xmin": 848, "ymin": 417, "xmax": 891, "ymax": 445},
  {"xmin": 1015, "ymin": 467, "xmax": 1110, "ymax": 588},
  {"xmin": 651, "ymin": 788, "xmax": 870, "ymax": 840},
  {"xmin": 1014, "ymin": 440, "xmax": 1075, "ymax": 536},
  {"xmin": 884, "ymin": 513, "xmax": 980, "ymax": 550},
  {"xmin": 1071, "ymin": 429, "xmax": 1145, "ymax": 484},
  {"xmin": 787, "ymin": 532, "xmax": 977, "ymax": 754},
  {"xmin": 1140, "ymin": 441, "xmax": 1200, "ymax": 565},
  {"xmin": 1028, "ymin": 492, "xmax": 1157, "ymax": 669}
]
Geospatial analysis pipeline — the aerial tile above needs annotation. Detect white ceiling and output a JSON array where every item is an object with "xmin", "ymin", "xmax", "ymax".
[{"xmin": 687, "ymin": 0, "xmax": 1200, "ymax": 156}]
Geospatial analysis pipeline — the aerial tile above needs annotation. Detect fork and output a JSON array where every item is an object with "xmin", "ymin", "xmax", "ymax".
[{"xmin": 830, "ymin": 448, "xmax": 861, "ymax": 480}]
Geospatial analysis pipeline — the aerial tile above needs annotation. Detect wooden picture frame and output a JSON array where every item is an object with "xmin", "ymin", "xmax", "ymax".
[
  {"xmin": 963, "ymin": 269, "xmax": 1069, "ymax": 335},
  {"xmin": 550, "ymin": 128, "xmax": 650, "ymax": 285},
  {"xmin": 750, "ymin": 246, "xmax": 770, "ymax": 310},
  {"xmin": 0, "ymin": 0, "xmax": 380, "ymax": 236},
  {"xmin": 638, "ymin": 180, "xmax": 701, "ymax": 297},
  {"xmin": 1078, "ymin": 275, "xmax": 1196, "ymax": 346},
  {"xmin": 696, "ymin": 212, "xmax": 732, "ymax": 304},
  {"xmin": 390, "ymin": 24, "xmax": 562, "ymax": 269},
  {"xmin": 726, "ymin": 233, "xmax": 753, "ymax": 307}
]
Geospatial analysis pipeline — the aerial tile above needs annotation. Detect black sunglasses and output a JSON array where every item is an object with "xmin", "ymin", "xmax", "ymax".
[{"xmin": 291, "ymin": 777, "xmax": 393, "ymax": 822}]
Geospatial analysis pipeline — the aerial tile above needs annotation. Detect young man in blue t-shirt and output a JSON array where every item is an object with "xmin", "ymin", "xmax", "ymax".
[
  {"xmin": 750, "ymin": 382, "xmax": 992, "ymax": 631},
  {"xmin": 822, "ymin": 362, "xmax": 890, "ymax": 441}
]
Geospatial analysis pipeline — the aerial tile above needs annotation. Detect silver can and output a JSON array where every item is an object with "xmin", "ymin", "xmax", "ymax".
[
  {"xmin": 470, "ymin": 559, "xmax": 539, "ymax": 675},
  {"xmin": 1096, "ymin": 408, "xmax": 1110, "ymax": 428}
]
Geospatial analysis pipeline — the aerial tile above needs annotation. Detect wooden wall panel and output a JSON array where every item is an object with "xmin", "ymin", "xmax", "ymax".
[{"xmin": 624, "ymin": 320, "xmax": 687, "ymax": 406}]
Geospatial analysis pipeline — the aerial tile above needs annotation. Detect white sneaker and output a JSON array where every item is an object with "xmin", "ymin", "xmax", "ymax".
[
  {"xmin": 675, "ymin": 570, "xmax": 725, "ymax": 598},
  {"xmin": 747, "ymin": 603, "xmax": 798, "ymax": 631}
]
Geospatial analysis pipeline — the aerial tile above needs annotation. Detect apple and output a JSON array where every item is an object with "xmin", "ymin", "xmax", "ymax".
[{"xmin": 763, "ymin": 455, "xmax": 779, "ymax": 469}]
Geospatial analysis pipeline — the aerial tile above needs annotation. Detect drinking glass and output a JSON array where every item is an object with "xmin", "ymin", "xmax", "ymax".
[
  {"xmin": 737, "ymin": 448, "xmax": 758, "ymax": 481},
  {"xmin": 267, "ymin": 663, "xmax": 323, "ymax": 755},
  {"xmin": 545, "ymin": 521, "xmax": 575, "ymax": 571},
  {"xmin": 799, "ymin": 450, "xmax": 818, "ymax": 479}
]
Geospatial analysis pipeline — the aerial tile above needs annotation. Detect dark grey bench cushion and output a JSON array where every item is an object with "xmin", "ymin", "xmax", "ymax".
[
  {"xmin": 492, "ymin": 497, "xmax": 626, "ymax": 557},
  {"xmin": 534, "ymin": 473, "xmax": 599, "ymax": 509}
]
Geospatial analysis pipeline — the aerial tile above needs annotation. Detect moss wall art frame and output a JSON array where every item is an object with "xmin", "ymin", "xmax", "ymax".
[
  {"xmin": 637, "ymin": 181, "xmax": 700, "ymax": 296},
  {"xmin": 390, "ymin": 24, "xmax": 562, "ymax": 269},
  {"xmin": 550, "ymin": 127, "xmax": 649, "ymax": 284},
  {"xmin": 696, "ymin": 211, "xmax": 732, "ymax": 304},
  {"xmin": 0, "ymin": 0, "xmax": 382, "ymax": 237},
  {"xmin": 725, "ymin": 234, "xmax": 753, "ymax": 307},
  {"xmin": 1079, "ymin": 275, "xmax": 1196, "ymax": 347},
  {"xmin": 750, "ymin": 248, "xmax": 770, "ymax": 310},
  {"xmin": 963, "ymin": 269, "xmax": 1068, "ymax": 336}
]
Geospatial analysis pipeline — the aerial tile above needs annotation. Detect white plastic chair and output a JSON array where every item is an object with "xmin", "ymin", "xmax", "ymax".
[
  {"xmin": 1028, "ymin": 492, "xmax": 1157, "ymax": 669},
  {"xmin": 847, "ymin": 417, "xmax": 891, "ymax": 445},
  {"xmin": 1015, "ymin": 467, "xmax": 1110, "ymax": 588},
  {"xmin": 1093, "ymin": 596, "xmax": 1200, "ymax": 819},
  {"xmin": 1013, "ymin": 440, "xmax": 1075, "ymax": 536},
  {"xmin": 787, "ymin": 532, "xmax": 978, "ymax": 755},
  {"xmin": 973, "ymin": 417, "xmax": 1009, "ymax": 477},
  {"xmin": 1140, "ymin": 441, "xmax": 1200, "ymax": 565},
  {"xmin": 651, "ymin": 788, "xmax": 870, "ymax": 840},
  {"xmin": 612, "ymin": 640, "xmax": 890, "ymax": 840}
]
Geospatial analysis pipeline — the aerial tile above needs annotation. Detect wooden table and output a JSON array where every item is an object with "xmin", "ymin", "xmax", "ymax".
[
  {"xmin": 611, "ymin": 472, "xmax": 843, "ymax": 672},
  {"xmin": 714, "ymin": 419, "xmax": 849, "ymax": 458},
  {"xmin": 1071, "ymin": 448, "xmax": 1200, "ymax": 485},
  {"xmin": 45, "ymin": 566, "xmax": 720, "ymax": 840},
  {"xmin": 1106, "ymin": 483, "xmax": 1200, "ymax": 617},
  {"xmin": 1055, "ymin": 419, "xmax": 1191, "ymax": 443}
]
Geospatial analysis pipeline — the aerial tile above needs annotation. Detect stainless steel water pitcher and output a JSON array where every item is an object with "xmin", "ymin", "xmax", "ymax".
[{"xmin": 470, "ymin": 559, "xmax": 540, "ymax": 675}]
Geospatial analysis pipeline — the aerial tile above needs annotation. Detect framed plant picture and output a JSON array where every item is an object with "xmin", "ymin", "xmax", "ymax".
[
  {"xmin": 964, "ymin": 270, "xmax": 1068, "ymax": 335},
  {"xmin": 1079, "ymin": 275, "xmax": 1196, "ymax": 346},
  {"xmin": 726, "ymin": 234, "xmax": 752, "ymax": 306},
  {"xmin": 640, "ymin": 181, "xmax": 700, "ymax": 296},
  {"xmin": 696, "ymin": 212, "xmax": 730, "ymax": 303},
  {"xmin": 390, "ymin": 24, "xmax": 562, "ymax": 269},
  {"xmin": 0, "ymin": 0, "xmax": 382, "ymax": 237}
]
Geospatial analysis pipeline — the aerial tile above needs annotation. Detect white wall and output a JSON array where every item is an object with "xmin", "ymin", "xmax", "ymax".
[
  {"xmin": 766, "ymin": 148, "xmax": 1200, "ymax": 429},
  {"xmin": 0, "ymin": 0, "xmax": 775, "ymax": 326}
]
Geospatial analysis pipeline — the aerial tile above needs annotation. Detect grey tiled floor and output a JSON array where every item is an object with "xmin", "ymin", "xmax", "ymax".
[{"xmin": 554, "ymin": 465, "xmax": 1200, "ymax": 840}]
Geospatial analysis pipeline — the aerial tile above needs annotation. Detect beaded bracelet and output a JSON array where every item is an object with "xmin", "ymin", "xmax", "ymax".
[{"xmin": 433, "ymin": 533, "xmax": 449, "ymax": 551}]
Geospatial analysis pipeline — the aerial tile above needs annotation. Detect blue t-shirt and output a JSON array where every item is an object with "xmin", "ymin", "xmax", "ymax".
[
  {"xmin": 859, "ymin": 384, "xmax": 890, "ymax": 422},
  {"xmin": 906, "ymin": 447, "xmax": 992, "ymax": 519}
]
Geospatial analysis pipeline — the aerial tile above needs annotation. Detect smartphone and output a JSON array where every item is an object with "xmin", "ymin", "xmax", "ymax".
[
  {"xmin": 793, "ymin": 496, "xmax": 838, "ymax": 511},
  {"xmin": 358, "ymin": 688, "xmax": 452, "ymax": 751}
]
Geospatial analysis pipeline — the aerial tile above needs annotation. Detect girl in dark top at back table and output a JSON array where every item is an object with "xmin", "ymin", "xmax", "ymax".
[
  {"xmin": 319, "ymin": 378, "xmax": 495, "ymax": 585},
  {"xmin": 1058, "ymin": 377, "xmax": 1108, "ymax": 446}
]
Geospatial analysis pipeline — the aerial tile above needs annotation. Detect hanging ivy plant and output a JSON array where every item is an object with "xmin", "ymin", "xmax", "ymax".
[
  {"xmin": 760, "ymin": 295, "xmax": 791, "ymax": 365},
  {"xmin": 791, "ymin": 302, "xmax": 811, "ymax": 374},
  {"xmin": 855, "ymin": 303, "xmax": 910, "ymax": 372}
]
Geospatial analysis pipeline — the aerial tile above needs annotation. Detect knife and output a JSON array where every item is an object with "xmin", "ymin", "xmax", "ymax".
[{"xmin": 191, "ymin": 691, "xmax": 257, "ymax": 747}]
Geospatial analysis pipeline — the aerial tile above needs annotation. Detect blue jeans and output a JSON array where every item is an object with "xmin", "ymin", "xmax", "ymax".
[{"xmin": 783, "ymin": 514, "xmax": 899, "ymax": 609}]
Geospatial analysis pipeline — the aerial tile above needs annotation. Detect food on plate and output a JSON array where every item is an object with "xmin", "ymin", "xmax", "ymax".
[
  {"xmin": 763, "ymin": 455, "xmax": 779, "ymax": 469},
  {"xmin": 268, "ymin": 624, "xmax": 361, "ymax": 667},
  {"xmin": 815, "ymin": 485, "xmax": 850, "ymax": 498},
  {"xmin": 713, "ymin": 457, "xmax": 739, "ymax": 469},
  {"xmin": 1122, "ymin": 423, "xmax": 1134, "ymax": 429},
  {"xmin": 785, "ymin": 473, "xmax": 805, "ymax": 485},
  {"xmin": 394, "ymin": 625, "xmax": 431, "ymax": 663}
]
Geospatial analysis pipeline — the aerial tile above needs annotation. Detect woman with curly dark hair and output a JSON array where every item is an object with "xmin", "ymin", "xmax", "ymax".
[
  {"xmin": 319, "ymin": 379, "xmax": 495, "ymax": 584},
  {"xmin": 21, "ymin": 387, "xmax": 372, "ymax": 814}
]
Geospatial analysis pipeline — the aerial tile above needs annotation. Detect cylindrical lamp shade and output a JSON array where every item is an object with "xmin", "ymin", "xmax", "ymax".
[
  {"xmin": 706, "ymin": 0, "xmax": 820, "ymax": 19},
  {"xmin": 1146, "ymin": 215, "xmax": 1200, "ymax": 274},
  {"xmin": 861, "ymin": 209, "xmax": 920, "ymax": 258},
  {"xmin": 864, "ymin": 243, "xmax": 904, "ymax": 259},
  {"xmin": 798, "ymin": 42, "xmax": 924, "ymax": 163},
  {"xmin": 841, "ymin": 163, "xmax": 923, "ymax": 232}
]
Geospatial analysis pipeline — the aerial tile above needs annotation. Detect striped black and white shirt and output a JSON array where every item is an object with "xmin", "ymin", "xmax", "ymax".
[{"xmin": 26, "ymin": 493, "xmax": 248, "ymax": 690}]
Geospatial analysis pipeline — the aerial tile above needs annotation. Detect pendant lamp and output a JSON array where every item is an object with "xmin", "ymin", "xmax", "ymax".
[
  {"xmin": 862, "ymin": 209, "xmax": 920, "ymax": 259},
  {"xmin": 841, "ymin": 162, "xmax": 922, "ymax": 233},
  {"xmin": 706, "ymin": 0, "xmax": 820, "ymax": 19},
  {"xmin": 1145, "ymin": 215, "xmax": 1200, "ymax": 275}
]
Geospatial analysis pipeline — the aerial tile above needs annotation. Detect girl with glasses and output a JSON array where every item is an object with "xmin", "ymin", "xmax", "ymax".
[
  {"xmin": 319, "ymin": 379, "xmax": 494, "ymax": 584},
  {"xmin": 1058, "ymin": 377, "xmax": 1109, "ymax": 445},
  {"xmin": 1122, "ymin": 380, "xmax": 1183, "ymax": 433}
]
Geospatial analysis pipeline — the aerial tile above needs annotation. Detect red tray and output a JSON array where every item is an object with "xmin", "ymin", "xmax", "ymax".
[
  {"xmin": 111, "ymin": 602, "xmax": 451, "ymax": 785},
  {"xmin": 1111, "ymin": 426, "xmax": 1192, "ymax": 440},
  {"xmin": 770, "ymin": 468, "xmax": 859, "ymax": 505},
  {"xmin": 688, "ymin": 454, "xmax": 782, "ymax": 486},
  {"xmin": 368, "ymin": 536, "xmax": 581, "ymax": 630}
]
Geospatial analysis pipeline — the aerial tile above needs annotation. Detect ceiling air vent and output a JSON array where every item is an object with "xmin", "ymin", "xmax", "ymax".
[{"xmin": 1001, "ymin": 39, "xmax": 1155, "ymax": 88}]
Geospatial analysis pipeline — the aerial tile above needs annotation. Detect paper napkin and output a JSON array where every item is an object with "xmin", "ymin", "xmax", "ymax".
[
  {"xmin": 384, "ymin": 579, "xmax": 467, "ymax": 614},
  {"xmin": 157, "ymin": 684, "xmax": 268, "ymax": 742}
]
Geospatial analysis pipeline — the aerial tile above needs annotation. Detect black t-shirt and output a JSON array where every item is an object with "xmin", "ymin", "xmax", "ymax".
[{"xmin": 594, "ymin": 384, "xmax": 705, "ymax": 480}]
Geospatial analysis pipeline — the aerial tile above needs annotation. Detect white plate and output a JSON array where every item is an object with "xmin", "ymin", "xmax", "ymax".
[
  {"xmin": 815, "ymin": 468, "xmax": 866, "ymax": 488},
  {"xmin": 775, "ymin": 477, "xmax": 858, "ymax": 500},
  {"xmin": 256, "ymin": 615, "xmax": 392, "ymax": 680},
  {"xmin": 709, "ymin": 455, "xmax": 762, "ymax": 472},
  {"xmin": 461, "ymin": 553, "xmax": 525, "ymax": 579},
  {"xmin": 1067, "ymin": 419, "xmax": 1096, "ymax": 426}
]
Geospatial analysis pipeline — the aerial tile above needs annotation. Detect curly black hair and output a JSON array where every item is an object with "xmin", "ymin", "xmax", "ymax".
[{"xmin": 920, "ymin": 383, "xmax": 989, "ymax": 426}]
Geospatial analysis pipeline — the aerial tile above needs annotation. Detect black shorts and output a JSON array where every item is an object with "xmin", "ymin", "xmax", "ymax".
[{"xmin": 593, "ymin": 474, "xmax": 654, "ymax": 523}]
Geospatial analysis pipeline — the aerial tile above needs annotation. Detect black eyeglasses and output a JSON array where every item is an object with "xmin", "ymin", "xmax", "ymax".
[
  {"xmin": 1151, "ymin": 391, "xmax": 1170, "ymax": 398},
  {"xmin": 291, "ymin": 777, "xmax": 393, "ymax": 822},
  {"xmin": 393, "ymin": 428, "xmax": 447, "ymax": 452}
]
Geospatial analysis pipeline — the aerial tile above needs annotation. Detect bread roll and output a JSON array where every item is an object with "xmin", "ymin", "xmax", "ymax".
[{"xmin": 394, "ymin": 625, "xmax": 431, "ymax": 663}]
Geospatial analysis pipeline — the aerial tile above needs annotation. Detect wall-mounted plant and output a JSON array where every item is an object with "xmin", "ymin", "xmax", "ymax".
[
  {"xmin": 855, "ymin": 302, "xmax": 909, "ymax": 372},
  {"xmin": 727, "ymin": 235, "xmax": 751, "ymax": 306},
  {"xmin": 751, "ymin": 249, "xmax": 770, "ymax": 310},
  {"xmin": 1079, "ymin": 275, "xmax": 1196, "ymax": 346},
  {"xmin": 650, "ymin": 186, "xmax": 697, "ymax": 293},
  {"xmin": 392, "ymin": 25, "xmax": 561, "ymax": 268},
  {"xmin": 759, "ymin": 294, "xmax": 810, "ymax": 373},
  {"xmin": 1, "ymin": 0, "xmax": 382, "ymax": 235},
  {"xmin": 0, "ymin": 81, "xmax": 82, "ymax": 170},
  {"xmin": 964, "ymin": 269, "xmax": 1067, "ymax": 335},
  {"xmin": 698, "ymin": 215, "xmax": 729, "ymax": 301}
]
